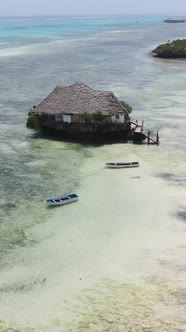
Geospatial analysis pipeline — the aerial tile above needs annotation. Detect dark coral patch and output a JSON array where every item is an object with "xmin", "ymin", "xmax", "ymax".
[
  {"xmin": 156, "ymin": 172, "xmax": 186, "ymax": 185},
  {"xmin": 176, "ymin": 210, "xmax": 186, "ymax": 222}
]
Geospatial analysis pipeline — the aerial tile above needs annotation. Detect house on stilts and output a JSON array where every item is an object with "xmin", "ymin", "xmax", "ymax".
[
  {"xmin": 27, "ymin": 82, "xmax": 159, "ymax": 144},
  {"xmin": 27, "ymin": 82, "xmax": 131, "ymax": 140}
]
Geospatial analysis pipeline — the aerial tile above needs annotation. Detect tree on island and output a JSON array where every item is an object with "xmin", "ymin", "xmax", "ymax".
[
  {"xmin": 26, "ymin": 113, "xmax": 40, "ymax": 129},
  {"xmin": 152, "ymin": 39, "xmax": 186, "ymax": 58},
  {"xmin": 119, "ymin": 100, "xmax": 133, "ymax": 113}
]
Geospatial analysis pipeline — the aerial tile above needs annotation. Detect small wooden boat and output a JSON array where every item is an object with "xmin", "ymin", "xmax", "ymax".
[
  {"xmin": 105, "ymin": 162, "xmax": 139, "ymax": 168},
  {"xmin": 46, "ymin": 193, "xmax": 79, "ymax": 206}
]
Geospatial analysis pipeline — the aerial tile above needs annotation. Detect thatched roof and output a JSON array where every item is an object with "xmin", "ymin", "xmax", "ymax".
[{"xmin": 33, "ymin": 82, "xmax": 128, "ymax": 116}]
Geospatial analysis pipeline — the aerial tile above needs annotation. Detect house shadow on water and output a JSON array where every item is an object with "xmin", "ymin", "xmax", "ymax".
[{"xmin": 27, "ymin": 127, "xmax": 129, "ymax": 147}]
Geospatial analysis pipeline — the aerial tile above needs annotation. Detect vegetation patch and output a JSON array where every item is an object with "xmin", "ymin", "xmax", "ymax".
[
  {"xmin": 79, "ymin": 101, "xmax": 133, "ymax": 124},
  {"xmin": 80, "ymin": 111, "xmax": 107, "ymax": 124},
  {"xmin": 119, "ymin": 100, "xmax": 133, "ymax": 113},
  {"xmin": 152, "ymin": 39, "xmax": 186, "ymax": 58},
  {"xmin": 0, "ymin": 277, "xmax": 185, "ymax": 331},
  {"xmin": 55, "ymin": 277, "xmax": 186, "ymax": 331},
  {"xmin": 26, "ymin": 113, "xmax": 40, "ymax": 130}
]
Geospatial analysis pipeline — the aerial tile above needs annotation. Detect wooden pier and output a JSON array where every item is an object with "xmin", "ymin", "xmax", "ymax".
[{"xmin": 130, "ymin": 118, "xmax": 159, "ymax": 145}]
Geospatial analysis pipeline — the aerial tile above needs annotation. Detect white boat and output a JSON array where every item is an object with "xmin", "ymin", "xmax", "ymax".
[
  {"xmin": 105, "ymin": 162, "xmax": 139, "ymax": 168},
  {"xmin": 46, "ymin": 193, "xmax": 79, "ymax": 206}
]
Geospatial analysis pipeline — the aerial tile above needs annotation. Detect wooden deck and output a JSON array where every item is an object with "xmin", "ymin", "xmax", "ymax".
[
  {"xmin": 142, "ymin": 131, "xmax": 159, "ymax": 144},
  {"xmin": 130, "ymin": 117, "xmax": 159, "ymax": 144}
]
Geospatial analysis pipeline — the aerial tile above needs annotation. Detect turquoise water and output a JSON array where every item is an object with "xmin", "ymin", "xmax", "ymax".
[
  {"xmin": 0, "ymin": 15, "xmax": 164, "ymax": 36},
  {"xmin": 0, "ymin": 15, "xmax": 186, "ymax": 331}
]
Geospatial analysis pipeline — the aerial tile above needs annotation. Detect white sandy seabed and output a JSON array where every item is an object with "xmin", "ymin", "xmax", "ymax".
[{"xmin": 0, "ymin": 143, "xmax": 186, "ymax": 331}]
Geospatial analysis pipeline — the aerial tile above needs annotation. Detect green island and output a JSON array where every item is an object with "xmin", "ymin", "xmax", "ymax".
[{"xmin": 152, "ymin": 39, "xmax": 186, "ymax": 58}]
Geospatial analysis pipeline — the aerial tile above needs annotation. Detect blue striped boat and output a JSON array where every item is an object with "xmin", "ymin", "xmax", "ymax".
[{"xmin": 46, "ymin": 193, "xmax": 79, "ymax": 206}]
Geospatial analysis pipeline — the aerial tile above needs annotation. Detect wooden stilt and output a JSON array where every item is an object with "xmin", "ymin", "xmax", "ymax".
[
  {"xmin": 148, "ymin": 130, "xmax": 150, "ymax": 144},
  {"xmin": 156, "ymin": 131, "xmax": 159, "ymax": 144}
]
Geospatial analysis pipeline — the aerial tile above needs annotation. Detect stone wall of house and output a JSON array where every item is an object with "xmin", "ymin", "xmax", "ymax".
[
  {"xmin": 40, "ymin": 120, "xmax": 130, "ymax": 134},
  {"xmin": 34, "ymin": 111, "xmax": 130, "ymax": 137}
]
